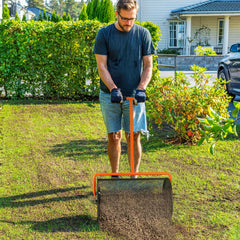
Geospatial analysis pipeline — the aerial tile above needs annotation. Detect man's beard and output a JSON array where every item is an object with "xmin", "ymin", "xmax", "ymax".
[{"xmin": 118, "ymin": 20, "xmax": 132, "ymax": 32}]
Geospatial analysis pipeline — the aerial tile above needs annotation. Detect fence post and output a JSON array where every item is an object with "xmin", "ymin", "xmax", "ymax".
[{"xmin": 157, "ymin": 54, "xmax": 177, "ymax": 80}]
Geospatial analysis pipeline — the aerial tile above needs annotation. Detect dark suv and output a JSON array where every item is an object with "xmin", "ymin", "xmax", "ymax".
[{"xmin": 217, "ymin": 43, "xmax": 240, "ymax": 97}]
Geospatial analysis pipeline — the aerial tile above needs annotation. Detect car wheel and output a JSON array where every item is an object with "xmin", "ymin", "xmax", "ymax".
[{"xmin": 218, "ymin": 69, "xmax": 235, "ymax": 98}]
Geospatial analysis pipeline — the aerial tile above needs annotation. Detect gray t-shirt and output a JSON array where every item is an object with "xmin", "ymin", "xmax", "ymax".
[{"xmin": 93, "ymin": 23, "xmax": 155, "ymax": 97}]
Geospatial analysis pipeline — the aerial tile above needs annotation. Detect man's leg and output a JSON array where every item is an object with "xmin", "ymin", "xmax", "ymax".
[
  {"xmin": 125, "ymin": 131, "xmax": 142, "ymax": 178},
  {"xmin": 108, "ymin": 130, "xmax": 122, "ymax": 174},
  {"xmin": 99, "ymin": 91, "xmax": 123, "ymax": 176}
]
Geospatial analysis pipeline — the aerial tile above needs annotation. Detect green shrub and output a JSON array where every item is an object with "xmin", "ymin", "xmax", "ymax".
[
  {"xmin": 147, "ymin": 65, "xmax": 230, "ymax": 144},
  {"xmin": 157, "ymin": 48, "xmax": 180, "ymax": 55},
  {"xmin": 198, "ymin": 104, "xmax": 239, "ymax": 154},
  {"xmin": 51, "ymin": 10, "xmax": 57, "ymax": 22},
  {"xmin": 38, "ymin": 11, "xmax": 43, "ymax": 21},
  {"xmin": 43, "ymin": 9, "xmax": 47, "ymax": 21},
  {"xmin": 140, "ymin": 21, "xmax": 161, "ymax": 50},
  {"xmin": 22, "ymin": 14, "xmax": 27, "ymax": 22},
  {"xmin": 0, "ymin": 20, "xmax": 161, "ymax": 100},
  {"xmin": 194, "ymin": 45, "xmax": 217, "ymax": 55},
  {"xmin": 139, "ymin": 21, "xmax": 162, "ymax": 95},
  {"xmin": 79, "ymin": 3, "xmax": 88, "ymax": 21},
  {"xmin": 14, "ymin": 12, "xmax": 20, "ymax": 22},
  {"xmin": 67, "ymin": 13, "xmax": 71, "ymax": 21},
  {"xmin": 62, "ymin": 12, "xmax": 67, "ymax": 21},
  {"xmin": 2, "ymin": 2, "xmax": 10, "ymax": 20},
  {"xmin": 0, "ymin": 20, "xmax": 102, "ymax": 99}
]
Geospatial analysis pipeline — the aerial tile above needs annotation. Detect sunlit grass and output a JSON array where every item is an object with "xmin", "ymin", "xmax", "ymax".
[{"xmin": 0, "ymin": 100, "xmax": 239, "ymax": 239}]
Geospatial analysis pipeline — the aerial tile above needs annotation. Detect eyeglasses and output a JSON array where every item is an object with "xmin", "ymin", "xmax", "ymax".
[{"xmin": 118, "ymin": 12, "xmax": 136, "ymax": 22}]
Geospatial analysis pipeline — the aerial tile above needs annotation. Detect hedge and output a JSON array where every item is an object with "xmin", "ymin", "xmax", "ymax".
[
  {"xmin": 0, "ymin": 20, "xmax": 102, "ymax": 99},
  {"xmin": 0, "ymin": 20, "xmax": 161, "ymax": 99}
]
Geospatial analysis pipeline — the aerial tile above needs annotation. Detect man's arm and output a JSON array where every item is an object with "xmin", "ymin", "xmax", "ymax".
[
  {"xmin": 137, "ymin": 54, "xmax": 153, "ymax": 90},
  {"xmin": 95, "ymin": 54, "xmax": 117, "ymax": 92}
]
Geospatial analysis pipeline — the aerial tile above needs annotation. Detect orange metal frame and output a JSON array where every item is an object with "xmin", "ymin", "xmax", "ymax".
[{"xmin": 92, "ymin": 97, "xmax": 172, "ymax": 201}]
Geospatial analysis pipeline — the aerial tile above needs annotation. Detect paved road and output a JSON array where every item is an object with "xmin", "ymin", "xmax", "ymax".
[
  {"xmin": 160, "ymin": 70, "xmax": 240, "ymax": 124},
  {"xmin": 159, "ymin": 70, "xmax": 217, "ymax": 86}
]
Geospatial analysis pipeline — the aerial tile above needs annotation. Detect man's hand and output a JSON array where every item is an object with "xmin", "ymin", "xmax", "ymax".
[
  {"xmin": 111, "ymin": 88, "xmax": 123, "ymax": 103},
  {"xmin": 135, "ymin": 89, "xmax": 146, "ymax": 103}
]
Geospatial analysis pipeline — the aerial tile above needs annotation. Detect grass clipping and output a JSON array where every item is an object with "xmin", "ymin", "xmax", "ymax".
[{"xmin": 97, "ymin": 179, "xmax": 174, "ymax": 239}]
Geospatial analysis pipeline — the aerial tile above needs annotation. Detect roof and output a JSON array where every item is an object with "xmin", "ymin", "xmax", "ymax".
[
  {"xmin": 27, "ymin": 7, "xmax": 52, "ymax": 18},
  {"xmin": 171, "ymin": 0, "xmax": 240, "ymax": 15}
]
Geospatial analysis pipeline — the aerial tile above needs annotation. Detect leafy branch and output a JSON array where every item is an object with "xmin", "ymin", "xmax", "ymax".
[{"xmin": 198, "ymin": 101, "xmax": 240, "ymax": 154}]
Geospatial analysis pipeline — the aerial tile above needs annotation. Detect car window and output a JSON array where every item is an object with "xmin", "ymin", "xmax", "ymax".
[{"xmin": 230, "ymin": 44, "xmax": 240, "ymax": 52}]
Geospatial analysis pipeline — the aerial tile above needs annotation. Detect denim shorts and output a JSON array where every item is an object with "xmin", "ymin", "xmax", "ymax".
[{"xmin": 99, "ymin": 90, "xmax": 148, "ymax": 134}]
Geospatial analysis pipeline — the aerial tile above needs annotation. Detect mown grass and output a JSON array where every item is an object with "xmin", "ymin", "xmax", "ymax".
[{"xmin": 0, "ymin": 100, "xmax": 239, "ymax": 240}]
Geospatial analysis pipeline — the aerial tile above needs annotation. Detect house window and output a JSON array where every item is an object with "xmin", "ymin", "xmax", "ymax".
[
  {"xmin": 218, "ymin": 20, "xmax": 224, "ymax": 44},
  {"xmin": 169, "ymin": 21, "xmax": 185, "ymax": 47}
]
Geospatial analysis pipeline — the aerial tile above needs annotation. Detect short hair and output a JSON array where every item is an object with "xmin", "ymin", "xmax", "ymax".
[{"xmin": 116, "ymin": 0, "xmax": 139, "ymax": 13}]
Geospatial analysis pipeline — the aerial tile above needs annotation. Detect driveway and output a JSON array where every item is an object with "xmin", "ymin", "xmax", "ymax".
[{"xmin": 159, "ymin": 70, "xmax": 217, "ymax": 86}]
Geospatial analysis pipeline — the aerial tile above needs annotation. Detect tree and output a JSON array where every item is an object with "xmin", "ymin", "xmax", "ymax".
[
  {"xmin": 67, "ymin": 13, "xmax": 71, "ymax": 21},
  {"xmin": 79, "ymin": 2, "xmax": 88, "ymax": 21},
  {"xmin": 27, "ymin": 0, "xmax": 44, "ymax": 8},
  {"xmin": 51, "ymin": 9, "xmax": 57, "ymax": 22},
  {"xmin": 38, "ymin": 10, "xmax": 43, "ymax": 21},
  {"xmin": 91, "ymin": 0, "xmax": 100, "ymax": 19},
  {"xmin": 15, "ymin": 12, "xmax": 21, "ymax": 21},
  {"xmin": 2, "ymin": 1, "xmax": 10, "ymax": 20},
  {"xmin": 49, "ymin": 0, "xmax": 59, "ymax": 14},
  {"xmin": 48, "ymin": 0, "xmax": 82, "ymax": 21},
  {"xmin": 62, "ymin": 12, "xmax": 67, "ymax": 20},
  {"xmin": 102, "ymin": 0, "xmax": 115, "ymax": 23},
  {"xmin": 65, "ymin": 0, "xmax": 75, "ymax": 15},
  {"xmin": 49, "ymin": 0, "xmax": 65, "ymax": 17},
  {"xmin": 22, "ymin": 14, "xmax": 27, "ymax": 22},
  {"xmin": 97, "ymin": 0, "xmax": 115, "ymax": 23},
  {"xmin": 86, "ymin": 0, "xmax": 103, "ymax": 20},
  {"xmin": 56, "ymin": 13, "xmax": 60, "ymax": 22},
  {"xmin": 69, "ymin": 1, "xmax": 82, "ymax": 21},
  {"xmin": 43, "ymin": 9, "xmax": 47, "ymax": 20},
  {"xmin": 98, "ymin": 0, "xmax": 105, "ymax": 22},
  {"xmin": 86, "ymin": 0, "xmax": 92, "ymax": 18}
]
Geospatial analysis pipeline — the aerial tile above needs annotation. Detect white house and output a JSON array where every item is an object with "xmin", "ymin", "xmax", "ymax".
[
  {"xmin": 0, "ymin": 0, "xmax": 36, "ymax": 21},
  {"xmin": 0, "ymin": 0, "xmax": 4, "ymax": 19},
  {"xmin": 138, "ymin": 0, "xmax": 240, "ymax": 55}
]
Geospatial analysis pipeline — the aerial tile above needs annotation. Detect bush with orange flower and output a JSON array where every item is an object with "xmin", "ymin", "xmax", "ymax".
[{"xmin": 147, "ymin": 65, "xmax": 231, "ymax": 144}]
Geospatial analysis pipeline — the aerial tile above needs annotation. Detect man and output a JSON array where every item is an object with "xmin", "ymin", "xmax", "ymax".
[{"xmin": 93, "ymin": 0, "xmax": 154, "ymax": 178}]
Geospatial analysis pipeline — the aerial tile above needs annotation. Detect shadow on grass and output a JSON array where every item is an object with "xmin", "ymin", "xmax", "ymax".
[
  {"xmin": 0, "ymin": 187, "xmax": 91, "ymax": 208},
  {"xmin": 0, "ymin": 99, "xmax": 99, "ymax": 107},
  {"xmin": 49, "ymin": 137, "xmax": 175, "ymax": 161},
  {"xmin": 49, "ymin": 139, "xmax": 128, "ymax": 158},
  {"xmin": 31, "ymin": 215, "xmax": 99, "ymax": 232},
  {"xmin": 0, "ymin": 187, "xmax": 99, "ymax": 233},
  {"xmin": 0, "ymin": 215, "xmax": 99, "ymax": 232},
  {"xmin": 49, "ymin": 134, "xmax": 179, "ymax": 161}
]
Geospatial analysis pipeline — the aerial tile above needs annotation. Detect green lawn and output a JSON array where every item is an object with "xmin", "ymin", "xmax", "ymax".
[{"xmin": 0, "ymin": 100, "xmax": 239, "ymax": 239}]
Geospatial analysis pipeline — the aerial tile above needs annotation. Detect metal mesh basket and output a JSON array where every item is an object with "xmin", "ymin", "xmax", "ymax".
[{"xmin": 97, "ymin": 178, "xmax": 173, "ymax": 239}]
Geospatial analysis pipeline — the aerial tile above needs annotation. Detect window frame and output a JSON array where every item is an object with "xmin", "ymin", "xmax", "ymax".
[
  {"xmin": 217, "ymin": 19, "xmax": 224, "ymax": 45},
  {"xmin": 169, "ymin": 21, "xmax": 185, "ymax": 48}
]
